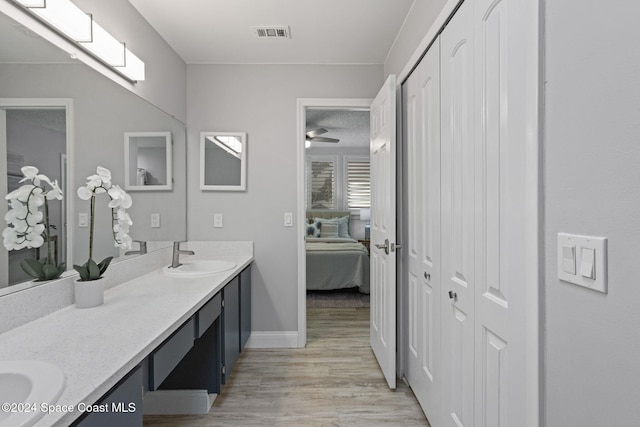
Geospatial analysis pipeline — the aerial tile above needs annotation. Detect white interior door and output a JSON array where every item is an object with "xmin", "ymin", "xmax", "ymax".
[
  {"xmin": 403, "ymin": 40, "xmax": 442, "ymax": 424},
  {"xmin": 0, "ymin": 109, "xmax": 7, "ymax": 288},
  {"xmin": 440, "ymin": 0, "xmax": 476, "ymax": 425},
  {"xmin": 370, "ymin": 74, "xmax": 397, "ymax": 389}
]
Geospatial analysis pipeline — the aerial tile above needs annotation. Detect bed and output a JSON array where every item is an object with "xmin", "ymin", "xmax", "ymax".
[{"xmin": 305, "ymin": 211, "xmax": 370, "ymax": 294}]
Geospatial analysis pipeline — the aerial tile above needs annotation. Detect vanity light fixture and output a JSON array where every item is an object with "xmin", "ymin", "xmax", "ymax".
[{"xmin": 12, "ymin": 0, "xmax": 145, "ymax": 82}]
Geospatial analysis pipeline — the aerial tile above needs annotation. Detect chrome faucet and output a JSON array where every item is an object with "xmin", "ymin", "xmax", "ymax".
[
  {"xmin": 171, "ymin": 241, "xmax": 194, "ymax": 268},
  {"xmin": 124, "ymin": 240, "xmax": 147, "ymax": 255}
]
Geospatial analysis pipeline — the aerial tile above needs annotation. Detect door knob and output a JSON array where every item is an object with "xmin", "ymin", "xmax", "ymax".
[
  {"xmin": 448, "ymin": 290, "xmax": 457, "ymax": 300},
  {"xmin": 424, "ymin": 272, "xmax": 431, "ymax": 280},
  {"xmin": 374, "ymin": 238, "xmax": 390, "ymax": 255}
]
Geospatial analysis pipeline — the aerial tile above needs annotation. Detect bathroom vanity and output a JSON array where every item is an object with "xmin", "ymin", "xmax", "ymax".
[{"xmin": 0, "ymin": 242, "xmax": 253, "ymax": 427}]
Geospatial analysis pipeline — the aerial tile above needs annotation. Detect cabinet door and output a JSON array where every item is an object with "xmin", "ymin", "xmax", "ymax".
[
  {"xmin": 223, "ymin": 276, "xmax": 240, "ymax": 383},
  {"xmin": 240, "ymin": 266, "xmax": 251, "ymax": 350},
  {"xmin": 74, "ymin": 367, "xmax": 142, "ymax": 427}
]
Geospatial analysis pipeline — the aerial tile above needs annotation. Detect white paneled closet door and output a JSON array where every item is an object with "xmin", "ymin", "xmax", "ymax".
[
  {"xmin": 440, "ymin": 0, "xmax": 476, "ymax": 426},
  {"xmin": 403, "ymin": 38, "xmax": 441, "ymax": 426},
  {"xmin": 472, "ymin": 0, "xmax": 532, "ymax": 424}
]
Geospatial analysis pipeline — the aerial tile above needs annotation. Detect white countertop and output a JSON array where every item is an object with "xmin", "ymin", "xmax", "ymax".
[{"xmin": 0, "ymin": 252, "xmax": 253, "ymax": 427}]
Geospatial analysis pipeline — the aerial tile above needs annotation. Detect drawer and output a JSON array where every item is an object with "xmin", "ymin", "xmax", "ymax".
[
  {"xmin": 197, "ymin": 293, "xmax": 222, "ymax": 338},
  {"xmin": 149, "ymin": 317, "xmax": 195, "ymax": 390}
]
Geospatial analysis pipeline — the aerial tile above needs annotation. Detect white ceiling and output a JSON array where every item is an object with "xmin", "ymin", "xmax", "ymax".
[
  {"xmin": 127, "ymin": 0, "xmax": 415, "ymax": 64},
  {"xmin": 306, "ymin": 109, "xmax": 369, "ymax": 148}
]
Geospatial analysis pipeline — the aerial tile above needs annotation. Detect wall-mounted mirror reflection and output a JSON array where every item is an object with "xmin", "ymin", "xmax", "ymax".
[
  {"xmin": 125, "ymin": 131, "xmax": 172, "ymax": 191},
  {"xmin": 0, "ymin": 10, "xmax": 187, "ymax": 297},
  {"xmin": 200, "ymin": 132, "xmax": 247, "ymax": 191}
]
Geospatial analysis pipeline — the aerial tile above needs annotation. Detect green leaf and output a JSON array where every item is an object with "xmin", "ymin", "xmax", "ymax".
[
  {"xmin": 87, "ymin": 259, "xmax": 100, "ymax": 280},
  {"xmin": 56, "ymin": 262, "xmax": 67, "ymax": 276},
  {"xmin": 20, "ymin": 258, "xmax": 44, "ymax": 279},
  {"xmin": 74, "ymin": 263, "xmax": 90, "ymax": 281},
  {"xmin": 42, "ymin": 263, "xmax": 58, "ymax": 280},
  {"xmin": 98, "ymin": 256, "xmax": 113, "ymax": 276}
]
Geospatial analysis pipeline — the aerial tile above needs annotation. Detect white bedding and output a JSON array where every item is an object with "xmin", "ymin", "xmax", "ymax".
[{"xmin": 305, "ymin": 238, "xmax": 370, "ymax": 294}]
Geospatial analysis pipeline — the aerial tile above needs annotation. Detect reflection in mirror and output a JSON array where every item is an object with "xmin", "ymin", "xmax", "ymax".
[
  {"xmin": 0, "ymin": 10, "xmax": 187, "ymax": 297},
  {"xmin": 124, "ymin": 132, "xmax": 172, "ymax": 191},
  {"xmin": 1, "ymin": 107, "xmax": 67, "ymax": 287},
  {"xmin": 200, "ymin": 132, "xmax": 247, "ymax": 191}
]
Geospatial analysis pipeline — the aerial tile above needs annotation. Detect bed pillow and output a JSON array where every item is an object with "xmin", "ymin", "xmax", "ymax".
[
  {"xmin": 306, "ymin": 221, "xmax": 322, "ymax": 238},
  {"xmin": 314, "ymin": 215, "xmax": 351, "ymax": 239},
  {"xmin": 319, "ymin": 222, "xmax": 339, "ymax": 238}
]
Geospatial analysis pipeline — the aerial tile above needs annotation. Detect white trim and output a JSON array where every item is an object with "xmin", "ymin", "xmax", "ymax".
[
  {"xmin": 245, "ymin": 332, "xmax": 299, "ymax": 349},
  {"xmin": 296, "ymin": 98, "xmax": 373, "ymax": 348}
]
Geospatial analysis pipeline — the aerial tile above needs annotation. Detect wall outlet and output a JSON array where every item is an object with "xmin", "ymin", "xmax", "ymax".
[
  {"xmin": 79, "ymin": 213, "xmax": 88, "ymax": 228},
  {"xmin": 214, "ymin": 213, "xmax": 223, "ymax": 228},
  {"xmin": 151, "ymin": 213, "xmax": 161, "ymax": 228}
]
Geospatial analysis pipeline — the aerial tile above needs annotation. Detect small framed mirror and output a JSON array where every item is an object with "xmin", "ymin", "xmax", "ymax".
[
  {"xmin": 124, "ymin": 131, "xmax": 172, "ymax": 191},
  {"xmin": 200, "ymin": 132, "xmax": 247, "ymax": 191}
]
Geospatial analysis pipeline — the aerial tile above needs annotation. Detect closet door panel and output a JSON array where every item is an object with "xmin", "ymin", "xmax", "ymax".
[
  {"xmin": 440, "ymin": 0, "xmax": 475, "ymax": 426},
  {"xmin": 403, "ymin": 38, "xmax": 441, "ymax": 426},
  {"xmin": 473, "ymin": 0, "xmax": 530, "ymax": 424}
]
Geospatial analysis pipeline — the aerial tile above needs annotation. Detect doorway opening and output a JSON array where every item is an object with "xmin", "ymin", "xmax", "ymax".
[{"xmin": 296, "ymin": 98, "xmax": 373, "ymax": 347}]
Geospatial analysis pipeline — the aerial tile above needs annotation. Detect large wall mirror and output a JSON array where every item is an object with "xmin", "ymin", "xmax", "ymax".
[
  {"xmin": 0, "ymin": 11, "xmax": 187, "ymax": 297},
  {"xmin": 200, "ymin": 132, "xmax": 247, "ymax": 191}
]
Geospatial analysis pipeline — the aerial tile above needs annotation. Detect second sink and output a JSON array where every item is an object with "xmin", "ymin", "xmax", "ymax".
[{"xmin": 163, "ymin": 260, "xmax": 237, "ymax": 277}]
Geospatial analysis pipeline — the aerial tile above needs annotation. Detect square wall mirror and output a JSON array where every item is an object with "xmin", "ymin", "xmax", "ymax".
[
  {"xmin": 200, "ymin": 132, "xmax": 247, "ymax": 191},
  {"xmin": 124, "ymin": 131, "xmax": 172, "ymax": 191}
]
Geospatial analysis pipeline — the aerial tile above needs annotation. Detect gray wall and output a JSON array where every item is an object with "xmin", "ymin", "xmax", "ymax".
[
  {"xmin": 186, "ymin": 64, "xmax": 382, "ymax": 333},
  {"xmin": 544, "ymin": 1, "xmax": 640, "ymax": 425}
]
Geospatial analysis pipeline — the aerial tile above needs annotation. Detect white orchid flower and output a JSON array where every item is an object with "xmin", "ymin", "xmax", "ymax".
[
  {"xmin": 46, "ymin": 180, "xmax": 64, "ymax": 200},
  {"xmin": 77, "ymin": 186, "xmax": 93, "ymax": 200},
  {"xmin": 96, "ymin": 166, "xmax": 112, "ymax": 183},
  {"xmin": 108, "ymin": 185, "xmax": 132, "ymax": 209}
]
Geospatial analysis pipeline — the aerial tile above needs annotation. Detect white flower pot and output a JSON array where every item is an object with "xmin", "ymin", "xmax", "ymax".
[{"xmin": 74, "ymin": 279, "xmax": 104, "ymax": 309}]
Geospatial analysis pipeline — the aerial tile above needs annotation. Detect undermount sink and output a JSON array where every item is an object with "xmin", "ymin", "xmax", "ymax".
[
  {"xmin": 0, "ymin": 360, "xmax": 65, "ymax": 427},
  {"xmin": 163, "ymin": 260, "xmax": 237, "ymax": 277}
]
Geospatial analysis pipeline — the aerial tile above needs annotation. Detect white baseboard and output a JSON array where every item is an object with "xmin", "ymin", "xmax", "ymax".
[
  {"xmin": 245, "ymin": 331, "xmax": 298, "ymax": 348},
  {"xmin": 143, "ymin": 390, "xmax": 216, "ymax": 415}
]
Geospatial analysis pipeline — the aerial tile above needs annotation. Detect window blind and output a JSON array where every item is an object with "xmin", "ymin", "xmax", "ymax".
[{"xmin": 347, "ymin": 160, "xmax": 370, "ymax": 209}]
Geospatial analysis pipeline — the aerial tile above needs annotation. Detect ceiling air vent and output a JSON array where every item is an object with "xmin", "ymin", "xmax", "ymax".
[{"xmin": 251, "ymin": 26, "xmax": 291, "ymax": 39}]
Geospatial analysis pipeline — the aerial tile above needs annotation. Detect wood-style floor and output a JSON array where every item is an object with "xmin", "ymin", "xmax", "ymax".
[{"xmin": 144, "ymin": 308, "xmax": 430, "ymax": 426}]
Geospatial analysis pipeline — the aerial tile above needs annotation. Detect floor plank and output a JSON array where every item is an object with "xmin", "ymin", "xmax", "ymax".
[{"xmin": 144, "ymin": 308, "xmax": 430, "ymax": 426}]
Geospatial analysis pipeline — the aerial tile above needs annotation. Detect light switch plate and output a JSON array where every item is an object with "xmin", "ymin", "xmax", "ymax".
[
  {"xmin": 284, "ymin": 212, "xmax": 293, "ymax": 227},
  {"xmin": 557, "ymin": 233, "xmax": 607, "ymax": 293},
  {"xmin": 79, "ymin": 213, "xmax": 88, "ymax": 228},
  {"xmin": 151, "ymin": 213, "xmax": 161, "ymax": 228},
  {"xmin": 214, "ymin": 213, "xmax": 223, "ymax": 228}
]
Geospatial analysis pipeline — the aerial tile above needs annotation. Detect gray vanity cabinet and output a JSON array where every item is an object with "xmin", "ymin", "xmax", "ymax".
[
  {"xmin": 240, "ymin": 266, "xmax": 251, "ymax": 349},
  {"xmin": 73, "ymin": 367, "xmax": 143, "ymax": 427},
  {"xmin": 222, "ymin": 276, "xmax": 240, "ymax": 383}
]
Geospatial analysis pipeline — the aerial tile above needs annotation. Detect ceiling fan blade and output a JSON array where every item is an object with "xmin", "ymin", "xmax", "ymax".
[
  {"xmin": 306, "ymin": 128, "xmax": 328, "ymax": 138},
  {"xmin": 311, "ymin": 137, "xmax": 340, "ymax": 143}
]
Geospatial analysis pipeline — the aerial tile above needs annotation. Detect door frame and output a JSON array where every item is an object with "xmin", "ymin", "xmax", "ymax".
[{"xmin": 296, "ymin": 98, "xmax": 373, "ymax": 348}]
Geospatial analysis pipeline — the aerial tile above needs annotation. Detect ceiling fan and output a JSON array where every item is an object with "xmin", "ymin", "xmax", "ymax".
[{"xmin": 305, "ymin": 128, "xmax": 339, "ymax": 143}]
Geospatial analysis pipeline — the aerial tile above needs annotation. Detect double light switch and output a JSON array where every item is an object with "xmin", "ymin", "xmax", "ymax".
[{"xmin": 558, "ymin": 233, "xmax": 607, "ymax": 293}]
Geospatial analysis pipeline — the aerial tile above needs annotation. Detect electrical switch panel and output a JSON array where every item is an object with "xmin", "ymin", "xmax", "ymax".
[{"xmin": 557, "ymin": 233, "xmax": 607, "ymax": 294}]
